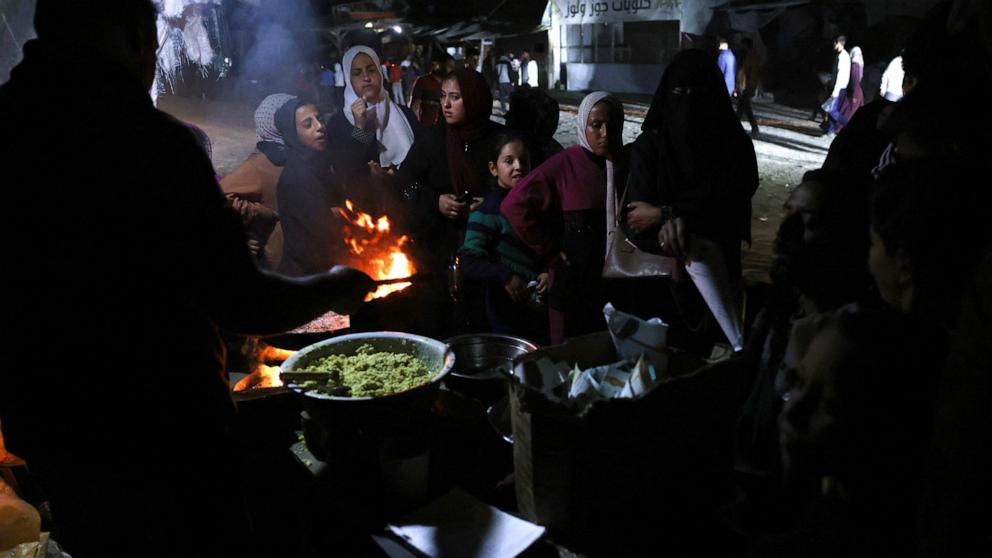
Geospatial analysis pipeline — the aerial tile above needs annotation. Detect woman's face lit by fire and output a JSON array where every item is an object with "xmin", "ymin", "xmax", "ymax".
[
  {"xmin": 350, "ymin": 53, "xmax": 382, "ymax": 102},
  {"xmin": 441, "ymin": 78, "xmax": 466, "ymax": 125},
  {"xmin": 295, "ymin": 104, "xmax": 327, "ymax": 152}
]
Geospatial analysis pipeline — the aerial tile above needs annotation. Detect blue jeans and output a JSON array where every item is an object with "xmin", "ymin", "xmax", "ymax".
[{"xmin": 824, "ymin": 96, "xmax": 846, "ymax": 134}]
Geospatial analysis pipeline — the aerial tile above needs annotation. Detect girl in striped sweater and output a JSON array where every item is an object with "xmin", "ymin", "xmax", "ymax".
[{"xmin": 458, "ymin": 132, "xmax": 549, "ymax": 342}]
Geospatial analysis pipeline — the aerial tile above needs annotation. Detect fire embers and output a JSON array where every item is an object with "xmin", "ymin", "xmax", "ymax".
[
  {"xmin": 335, "ymin": 199, "xmax": 416, "ymax": 300},
  {"xmin": 0, "ymin": 420, "xmax": 24, "ymax": 466},
  {"xmin": 233, "ymin": 339, "xmax": 296, "ymax": 392}
]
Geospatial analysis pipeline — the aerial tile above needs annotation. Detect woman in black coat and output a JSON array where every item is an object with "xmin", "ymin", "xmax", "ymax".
[
  {"xmin": 274, "ymin": 97, "xmax": 338, "ymax": 277},
  {"xmin": 623, "ymin": 49, "xmax": 759, "ymax": 349}
]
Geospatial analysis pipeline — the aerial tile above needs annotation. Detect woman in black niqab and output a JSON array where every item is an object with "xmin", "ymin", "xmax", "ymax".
[
  {"xmin": 623, "ymin": 49, "xmax": 758, "ymax": 350},
  {"xmin": 626, "ymin": 48, "xmax": 758, "ymax": 279}
]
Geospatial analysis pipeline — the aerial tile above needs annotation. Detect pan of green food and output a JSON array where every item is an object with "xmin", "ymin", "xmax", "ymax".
[
  {"xmin": 281, "ymin": 332, "xmax": 454, "ymax": 399},
  {"xmin": 280, "ymin": 332, "xmax": 456, "ymax": 460}
]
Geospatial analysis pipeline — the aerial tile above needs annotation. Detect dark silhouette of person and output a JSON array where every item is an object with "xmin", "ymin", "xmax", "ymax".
[
  {"xmin": 735, "ymin": 38, "xmax": 761, "ymax": 137},
  {"xmin": 504, "ymin": 86, "xmax": 564, "ymax": 168},
  {"xmin": 0, "ymin": 2, "xmax": 373, "ymax": 556}
]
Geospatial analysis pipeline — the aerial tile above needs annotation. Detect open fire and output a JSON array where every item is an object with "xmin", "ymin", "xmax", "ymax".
[
  {"xmin": 233, "ymin": 340, "xmax": 296, "ymax": 392},
  {"xmin": 0, "ymin": 420, "xmax": 23, "ymax": 466},
  {"xmin": 336, "ymin": 199, "xmax": 416, "ymax": 300}
]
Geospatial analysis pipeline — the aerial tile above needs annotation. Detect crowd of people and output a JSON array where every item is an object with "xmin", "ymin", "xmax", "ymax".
[{"xmin": 1, "ymin": 0, "xmax": 990, "ymax": 556}]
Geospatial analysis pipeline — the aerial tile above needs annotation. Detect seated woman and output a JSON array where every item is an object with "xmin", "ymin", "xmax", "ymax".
[
  {"xmin": 220, "ymin": 93, "xmax": 295, "ymax": 269},
  {"xmin": 623, "ymin": 49, "xmax": 758, "ymax": 350},
  {"xmin": 458, "ymin": 132, "xmax": 548, "ymax": 342},
  {"xmin": 732, "ymin": 169, "xmax": 873, "ymax": 534},
  {"xmin": 325, "ymin": 45, "xmax": 421, "ymax": 214},
  {"xmin": 761, "ymin": 307, "xmax": 944, "ymax": 557},
  {"xmin": 273, "ymin": 97, "xmax": 338, "ymax": 277},
  {"xmin": 501, "ymin": 92, "xmax": 625, "ymax": 344}
]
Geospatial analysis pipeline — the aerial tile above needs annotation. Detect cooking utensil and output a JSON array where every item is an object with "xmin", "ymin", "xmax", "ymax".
[{"xmin": 372, "ymin": 272, "xmax": 445, "ymax": 287}]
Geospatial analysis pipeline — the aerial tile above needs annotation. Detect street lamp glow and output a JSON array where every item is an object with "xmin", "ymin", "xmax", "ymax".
[
  {"xmin": 364, "ymin": 21, "xmax": 374, "ymax": 28},
  {"xmin": 392, "ymin": 25, "xmax": 402, "ymax": 33}
]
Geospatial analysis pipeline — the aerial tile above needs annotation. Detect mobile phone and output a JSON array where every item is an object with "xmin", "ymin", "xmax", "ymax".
[{"xmin": 455, "ymin": 190, "xmax": 473, "ymax": 204}]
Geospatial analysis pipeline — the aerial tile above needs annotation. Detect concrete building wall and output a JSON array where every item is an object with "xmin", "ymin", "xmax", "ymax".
[
  {"xmin": 564, "ymin": 62, "xmax": 665, "ymax": 93},
  {"xmin": 0, "ymin": 0, "xmax": 37, "ymax": 84},
  {"xmin": 679, "ymin": 0, "xmax": 723, "ymax": 36}
]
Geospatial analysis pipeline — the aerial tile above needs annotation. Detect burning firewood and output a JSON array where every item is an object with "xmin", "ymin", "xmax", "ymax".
[
  {"xmin": 0, "ymin": 420, "xmax": 24, "ymax": 466},
  {"xmin": 233, "ymin": 364, "xmax": 282, "ymax": 391},
  {"xmin": 335, "ymin": 199, "xmax": 416, "ymax": 300},
  {"xmin": 232, "ymin": 338, "xmax": 294, "ymax": 392},
  {"xmin": 258, "ymin": 345, "xmax": 295, "ymax": 363}
]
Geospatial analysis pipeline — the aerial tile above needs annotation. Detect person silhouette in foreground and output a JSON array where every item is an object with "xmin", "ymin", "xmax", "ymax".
[{"xmin": 0, "ymin": 2, "xmax": 373, "ymax": 556}]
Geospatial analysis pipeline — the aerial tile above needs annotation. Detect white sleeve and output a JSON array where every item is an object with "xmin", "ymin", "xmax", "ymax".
[{"xmin": 832, "ymin": 52, "xmax": 850, "ymax": 97}]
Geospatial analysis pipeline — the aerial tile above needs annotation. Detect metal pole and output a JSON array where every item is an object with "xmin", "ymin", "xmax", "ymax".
[
  {"xmin": 579, "ymin": 23, "xmax": 584, "ymax": 63},
  {"xmin": 1, "ymin": 11, "xmax": 18, "ymax": 46},
  {"xmin": 611, "ymin": 22, "xmax": 616, "ymax": 63},
  {"xmin": 593, "ymin": 22, "xmax": 598, "ymax": 63}
]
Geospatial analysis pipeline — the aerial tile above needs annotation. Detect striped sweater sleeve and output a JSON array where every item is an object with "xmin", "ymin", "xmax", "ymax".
[{"xmin": 459, "ymin": 208, "xmax": 514, "ymax": 284}]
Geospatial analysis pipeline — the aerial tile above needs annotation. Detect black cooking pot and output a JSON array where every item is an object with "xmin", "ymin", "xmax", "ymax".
[{"xmin": 443, "ymin": 334, "xmax": 538, "ymax": 405}]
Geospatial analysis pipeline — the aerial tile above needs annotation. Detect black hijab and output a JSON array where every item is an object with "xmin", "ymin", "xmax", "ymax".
[
  {"xmin": 445, "ymin": 68, "xmax": 497, "ymax": 197},
  {"xmin": 274, "ymin": 98, "xmax": 338, "ymax": 276},
  {"xmin": 627, "ymin": 49, "xmax": 758, "ymax": 277},
  {"xmin": 274, "ymin": 98, "xmax": 307, "ymax": 154}
]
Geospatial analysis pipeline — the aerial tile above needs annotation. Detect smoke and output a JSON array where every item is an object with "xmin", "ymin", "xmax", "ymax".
[
  {"xmin": 229, "ymin": 0, "xmax": 322, "ymax": 103},
  {"xmin": 0, "ymin": 0, "xmax": 37, "ymax": 85}
]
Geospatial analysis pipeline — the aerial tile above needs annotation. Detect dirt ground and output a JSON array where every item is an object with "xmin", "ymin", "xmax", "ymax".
[{"xmin": 157, "ymin": 94, "xmax": 829, "ymax": 285}]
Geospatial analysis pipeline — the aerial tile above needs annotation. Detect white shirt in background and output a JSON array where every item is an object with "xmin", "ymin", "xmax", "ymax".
[
  {"xmin": 880, "ymin": 55, "xmax": 905, "ymax": 101},
  {"xmin": 334, "ymin": 62, "xmax": 345, "ymax": 87},
  {"xmin": 831, "ymin": 49, "xmax": 851, "ymax": 98},
  {"xmin": 526, "ymin": 59, "xmax": 539, "ymax": 87}
]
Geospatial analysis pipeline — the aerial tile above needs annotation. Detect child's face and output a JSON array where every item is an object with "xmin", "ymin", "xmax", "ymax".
[{"xmin": 489, "ymin": 140, "xmax": 529, "ymax": 189}]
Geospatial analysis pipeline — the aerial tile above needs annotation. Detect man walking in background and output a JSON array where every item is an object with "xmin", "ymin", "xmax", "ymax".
[
  {"xmin": 521, "ymin": 49, "xmax": 539, "ymax": 88},
  {"xmin": 736, "ymin": 38, "xmax": 761, "ymax": 137},
  {"xmin": 717, "ymin": 36, "xmax": 737, "ymax": 97},
  {"xmin": 496, "ymin": 51, "xmax": 515, "ymax": 112}
]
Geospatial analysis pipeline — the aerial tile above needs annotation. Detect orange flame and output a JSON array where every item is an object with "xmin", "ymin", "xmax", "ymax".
[
  {"xmin": 336, "ymin": 199, "xmax": 416, "ymax": 300},
  {"xmin": 233, "ymin": 342, "xmax": 295, "ymax": 392},
  {"xmin": 259, "ymin": 345, "xmax": 296, "ymax": 362},
  {"xmin": 0, "ymin": 420, "xmax": 24, "ymax": 466},
  {"xmin": 234, "ymin": 364, "xmax": 283, "ymax": 391}
]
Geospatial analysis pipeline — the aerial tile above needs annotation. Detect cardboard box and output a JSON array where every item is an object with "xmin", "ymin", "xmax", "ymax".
[{"xmin": 509, "ymin": 332, "xmax": 738, "ymax": 555}]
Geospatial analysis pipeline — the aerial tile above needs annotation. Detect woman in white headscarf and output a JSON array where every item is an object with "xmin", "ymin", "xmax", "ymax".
[
  {"xmin": 501, "ymin": 91, "xmax": 627, "ymax": 343},
  {"xmin": 326, "ymin": 45, "xmax": 422, "ymax": 211},
  {"xmin": 836, "ymin": 46, "xmax": 865, "ymax": 133},
  {"xmin": 220, "ymin": 93, "xmax": 297, "ymax": 269}
]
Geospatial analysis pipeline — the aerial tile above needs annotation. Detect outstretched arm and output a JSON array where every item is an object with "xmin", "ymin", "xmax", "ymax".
[{"xmin": 176, "ymin": 141, "xmax": 373, "ymax": 336}]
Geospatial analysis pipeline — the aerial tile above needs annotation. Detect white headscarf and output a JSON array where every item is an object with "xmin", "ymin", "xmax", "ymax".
[
  {"xmin": 850, "ymin": 46, "xmax": 864, "ymax": 66},
  {"xmin": 342, "ymin": 45, "xmax": 415, "ymax": 167},
  {"xmin": 576, "ymin": 91, "xmax": 624, "ymax": 153},
  {"xmin": 577, "ymin": 91, "xmax": 625, "ymax": 233},
  {"xmin": 255, "ymin": 93, "xmax": 296, "ymax": 144}
]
